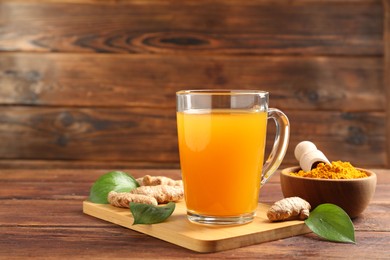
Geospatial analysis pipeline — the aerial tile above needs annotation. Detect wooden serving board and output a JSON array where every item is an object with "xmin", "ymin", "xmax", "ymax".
[{"xmin": 83, "ymin": 201, "xmax": 310, "ymax": 253}]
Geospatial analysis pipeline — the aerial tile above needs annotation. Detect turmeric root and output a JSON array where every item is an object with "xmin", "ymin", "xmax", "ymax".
[
  {"xmin": 136, "ymin": 175, "xmax": 183, "ymax": 187},
  {"xmin": 107, "ymin": 175, "xmax": 183, "ymax": 209},
  {"xmin": 108, "ymin": 191, "xmax": 158, "ymax": 208},
  {"xmin": 130, "ymin": 185, "xmax": 184, "ymax": 204},
  {"xmin": 267, "ymin": 197, "xmax": 311, "ymax": 222}
]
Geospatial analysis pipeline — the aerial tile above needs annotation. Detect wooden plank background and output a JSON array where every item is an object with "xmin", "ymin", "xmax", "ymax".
[{"xmin": 0, "ymin": 0, "xmax": 388, "ymax": 168}]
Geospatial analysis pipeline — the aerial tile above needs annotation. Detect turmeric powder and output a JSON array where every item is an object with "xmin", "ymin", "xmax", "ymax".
[{"xmin": 290, "ymin": 161, "xmax": 367, "ymax": 179}]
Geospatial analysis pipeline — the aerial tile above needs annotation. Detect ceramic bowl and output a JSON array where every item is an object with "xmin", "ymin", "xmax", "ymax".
[{"xmin": 280, "ymin": 166, "xmax": 377, "ymax": 218}]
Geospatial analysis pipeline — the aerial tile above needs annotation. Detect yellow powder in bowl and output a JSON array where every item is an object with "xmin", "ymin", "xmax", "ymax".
[{"xmin": 290, "ymin": 161, "xmax": 368, "ymax": 179}]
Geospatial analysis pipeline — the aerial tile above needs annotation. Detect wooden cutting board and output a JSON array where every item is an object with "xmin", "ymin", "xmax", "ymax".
[{"xmin": 83, "ymin": 200, "xmax": 310, "ymax": 253}]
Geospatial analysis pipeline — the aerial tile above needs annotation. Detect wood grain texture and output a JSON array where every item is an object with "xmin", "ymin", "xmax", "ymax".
[
  {"xmin": 0, "ymin": 227, "xmax": 389, "ymax": 258},
  {"xmin": 0, "ymin": 168, "xmax": 388, "ymax": 205},
  {"xmin": 0, "ymin": 169, "xmax": 389, "ymax": 258},
  {"xmin": 0, "ymin": 0, "xmax": 383, "ymax": 55},
  {"xmin": 83, "ymin": 201, "xmax": 310, "ymax": 253},
  {"xmin": 0, "ymin": 0, "xmax": 386, "ymax": 168},
  {"xmin": 0, "ymin": 107, "xmax": 386, "ymax": 166},
  {"xmin": 384, "ymin": 0, "xmax": 390, "ymax": 166},
  {"xmin": 2, "ymin": 200, "xmax": 388, "ymax": 230},
  {"xmin": 0, "ymin": 168, "xmax": 181, "ymax": 182},
  {"xmin": 0, "ymin": 53, "xmax": 384, "ymax": 111},
  {"xmin": 0, "ymin": 159, "xmax": 180, "ymax": 169}
]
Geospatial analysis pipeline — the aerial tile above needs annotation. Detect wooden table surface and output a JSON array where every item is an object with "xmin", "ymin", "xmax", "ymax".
[{"xmin": 1, "ymin": 168, "xmax": 389, "ymax": 259}]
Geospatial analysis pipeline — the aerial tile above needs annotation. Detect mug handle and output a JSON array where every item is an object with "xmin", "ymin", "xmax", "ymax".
[{"xmin": 260, "ymin": 108, "xmax": 290, "ymax": 186}]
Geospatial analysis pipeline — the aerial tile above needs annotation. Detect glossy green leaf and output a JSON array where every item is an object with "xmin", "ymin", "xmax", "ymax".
[
  {"xmin": 305, "ymin": 203, "xmax": 355, "ymax": 244},
  {"xmin": 89, "ymin": 171, "xmax": 139, "ymax": 204},
  {"xmin": 130, "ymin": 202, "xmax": 176, "ymax": 225}
]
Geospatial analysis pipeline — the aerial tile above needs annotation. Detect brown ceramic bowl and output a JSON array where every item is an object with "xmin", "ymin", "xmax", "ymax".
[{"xmin": 280, "ymin": 166, "xmax": 377, "ymax": 218}]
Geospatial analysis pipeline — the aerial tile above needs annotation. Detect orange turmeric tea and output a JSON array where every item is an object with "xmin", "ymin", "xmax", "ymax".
[{"xmin": 177, "ymin": 109, "xmax": 267, "ymax": 216}]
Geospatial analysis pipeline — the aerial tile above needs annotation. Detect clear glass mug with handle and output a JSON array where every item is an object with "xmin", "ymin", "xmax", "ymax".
[{"xmin": 176, "ymin": 90, "xmax": 289, "ymax": 225}]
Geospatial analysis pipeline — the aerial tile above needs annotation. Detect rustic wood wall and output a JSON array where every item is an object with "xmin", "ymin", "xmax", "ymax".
[{"xmin": 0, "ymin": 0, "xmax": 388, "ymax": 169}]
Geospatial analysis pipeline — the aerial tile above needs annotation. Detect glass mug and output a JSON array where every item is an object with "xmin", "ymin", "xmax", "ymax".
[{"xmin": 176, "ymin": 90, "xmax": 290, "ymax": 225}]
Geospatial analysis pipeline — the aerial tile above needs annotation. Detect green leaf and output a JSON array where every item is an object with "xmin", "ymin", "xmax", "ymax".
[
  {"xmin": 130, "ymin": 202, "xmax": 176, "ymax": 225},
  {"xmin": 305, "ymin": 203, "xmax": 355, "ymax": 244},
  {"xmin": 89, "ymin": 171, "xmax": 139, "ymax": 204}
]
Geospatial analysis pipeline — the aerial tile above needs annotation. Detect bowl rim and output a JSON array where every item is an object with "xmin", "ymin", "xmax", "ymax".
[{"xmin": 281, "ymin": 166, "xmax": 376, "ymax": 182}]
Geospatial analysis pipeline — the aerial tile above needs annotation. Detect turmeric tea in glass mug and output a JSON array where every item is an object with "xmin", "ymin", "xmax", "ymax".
[{"xmin": 176, "ymin": 90, "xmax": 290, "ymax": 225}]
